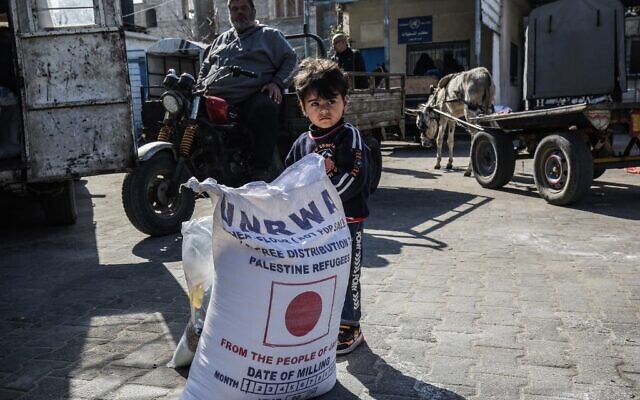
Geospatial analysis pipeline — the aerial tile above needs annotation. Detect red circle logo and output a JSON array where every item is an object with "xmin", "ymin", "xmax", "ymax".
[{"xmin": 284, "ymin": 291, "xmax": 323, "ymax": 337}]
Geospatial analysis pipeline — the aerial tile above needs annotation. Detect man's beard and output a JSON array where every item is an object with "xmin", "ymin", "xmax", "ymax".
[{"xmin": 229, "ymin": 16, "xmax": 256, "ymax": 33}]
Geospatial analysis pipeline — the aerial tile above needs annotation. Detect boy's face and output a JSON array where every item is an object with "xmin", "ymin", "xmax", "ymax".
[{"xmin": 300, "ymin": 91, "xmax": 348, "ymax": 129}]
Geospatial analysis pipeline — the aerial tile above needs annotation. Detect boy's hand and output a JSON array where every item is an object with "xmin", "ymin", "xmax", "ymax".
[{"xmin": 324, "ymin": 157, "xmax": 335, "ymax": 173}]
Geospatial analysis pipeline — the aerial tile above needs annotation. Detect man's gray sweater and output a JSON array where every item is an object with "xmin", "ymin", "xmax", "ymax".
[{"xmin": 197, "ymin": 24, "xmax": 297, "ymax": 104}]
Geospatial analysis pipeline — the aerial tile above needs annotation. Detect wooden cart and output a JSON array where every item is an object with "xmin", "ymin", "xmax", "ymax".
[{"xmin": 458, "ymin": 102, "xmax": 640, "ymax": 205}]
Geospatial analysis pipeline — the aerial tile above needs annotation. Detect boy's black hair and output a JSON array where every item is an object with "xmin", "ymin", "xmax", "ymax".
[{"xmin": 294, "ymin": 58, "xmax": 348, "ymax": 102}]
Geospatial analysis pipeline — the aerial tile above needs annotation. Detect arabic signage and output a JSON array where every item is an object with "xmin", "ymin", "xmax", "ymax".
[{"xmin": 398, "ymin": 16, "xmax": 432, "ymax": 44}]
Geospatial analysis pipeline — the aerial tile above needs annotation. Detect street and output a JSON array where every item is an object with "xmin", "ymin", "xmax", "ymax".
[{"xmin": 1, "ymin": 139, "xmax": 639, "ymax": 400}]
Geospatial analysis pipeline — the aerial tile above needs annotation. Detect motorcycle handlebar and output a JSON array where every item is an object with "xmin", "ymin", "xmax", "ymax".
[
  {"xmin": 229, "ymin": 66, "xmax": 258, "ymax": 78},
  {"xmin": 193, "ymin": 66, "xmax": 258, "ymax": 94}
]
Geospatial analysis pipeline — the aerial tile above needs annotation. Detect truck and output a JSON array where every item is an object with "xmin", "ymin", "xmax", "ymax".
[
  {"xmin": 465, "ymin": 0, "xmax": 640, "ymax": 205},
  {"xmin": 0, "ymin": 0, "xmax": 135, "ymax": 223}
]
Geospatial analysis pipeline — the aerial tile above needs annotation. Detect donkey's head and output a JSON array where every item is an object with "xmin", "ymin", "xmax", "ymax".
[{"xmin": 416, "ymin": 86, "xmax": 440, "ymax": 146}]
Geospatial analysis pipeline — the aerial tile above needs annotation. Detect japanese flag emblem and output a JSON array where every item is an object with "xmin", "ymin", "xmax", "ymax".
[{"xmin": 263, "ymin": 276, "xmax": 337, "ymax": 347}]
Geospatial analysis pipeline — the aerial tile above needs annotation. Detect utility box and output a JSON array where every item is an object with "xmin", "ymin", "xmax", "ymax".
[{"xmin": 525, "ymin": 0, "xmax": 626, "ymax": 101}]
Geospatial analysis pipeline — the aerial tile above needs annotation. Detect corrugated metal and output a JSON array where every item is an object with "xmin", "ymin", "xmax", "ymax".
[
  {"xmin": 481, "ymin": 0, "xmax": 502, "ymax": 32},
  {"xmin": 128, "ymin": 49, "xmax": 146, "ymax": 137}
]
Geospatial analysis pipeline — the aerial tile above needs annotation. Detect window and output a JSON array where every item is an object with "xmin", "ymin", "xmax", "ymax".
[
  {"xmin": 276, "ymin": 0, "xmax": 303, "ymax": 18},
  {"xmin": 510, "ymin": 42, "xmax": 518, "ymax": 85},
  {"xmin": 407, "ymin": 41, "xmax": 470, "ymax": 77},
  {"xmin": 34, "ymin": 0, "xmax": 95, "ymax": 29},
  {"xmin": 145, "ymin": 8, "xmax": 157, "ymax": 27}
]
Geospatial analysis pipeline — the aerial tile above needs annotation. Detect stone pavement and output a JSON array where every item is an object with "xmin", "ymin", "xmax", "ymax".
[{"xmin": 1, "ymin": 139, "xmax": 639, "ymax": 399}]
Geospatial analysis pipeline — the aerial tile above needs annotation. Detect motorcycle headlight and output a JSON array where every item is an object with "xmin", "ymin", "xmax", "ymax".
[{"xmin": 161, "ymin": 93, "xmax": 182, "ymax": 114}]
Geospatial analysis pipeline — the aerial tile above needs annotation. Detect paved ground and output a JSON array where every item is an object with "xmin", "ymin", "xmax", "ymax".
[{"xmin": 1, "ymin": 139, "xmax": 639, "ymax": 399}]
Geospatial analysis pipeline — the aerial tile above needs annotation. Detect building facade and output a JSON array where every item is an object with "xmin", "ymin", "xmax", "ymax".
[
  {"xmin": 339, "ymin": 0, "xmax": 531, "ymax": 110},
  {"xmin": 125, "ymin": 0, "xmax": 535, "ymax": 109}
]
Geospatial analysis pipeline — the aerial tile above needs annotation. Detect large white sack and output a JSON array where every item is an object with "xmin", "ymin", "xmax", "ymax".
[
  {"xmin": 168, "ymin": 216, "xmax": 214, "ymax": 369},
  {"xmin": 182, "ymin": 154, "xmax": 351, "ymax": 400}
]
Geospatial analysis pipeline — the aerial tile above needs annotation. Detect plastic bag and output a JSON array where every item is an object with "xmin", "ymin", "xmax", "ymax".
[{"xmin": 167, "ymin": 216, "xmax": 214, "ymax": 368}]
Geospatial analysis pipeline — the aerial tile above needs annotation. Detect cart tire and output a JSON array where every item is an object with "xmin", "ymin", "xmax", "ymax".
[
  {"xmin": 122, "ymin": 151, "xmax": 195, "ymax": 236},
  {"xmin": 533, "ymin": 133, "xmax": 593, "ymax": 205},
  {"xmin": 470, "ymin": 131, "xmax": 515, "ymax": 188},
  {"xmin": 41, "ymin": 180, "xmax": 78, "ymax": 225},
  {"xmin": 364, "ymin": 136, "xmax": 382, "ymax": 193}
]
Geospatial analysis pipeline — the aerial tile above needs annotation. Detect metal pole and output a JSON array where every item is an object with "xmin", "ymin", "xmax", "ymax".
[
  {"xmin": 475, "ymin": 0, "xmax": 482, "ymax": 67},
  {"xmin": 384, "ymin": 0, "xmax": 390, "ymax": 70},
  {"xmin": 304, "ymin": 0, "xmax": 311, "ymax": 57}
]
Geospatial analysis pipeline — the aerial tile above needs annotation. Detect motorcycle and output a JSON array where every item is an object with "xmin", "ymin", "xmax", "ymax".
[{"xmin": 122, "ymin": 66, "xmax": 283, "ymax": 236}]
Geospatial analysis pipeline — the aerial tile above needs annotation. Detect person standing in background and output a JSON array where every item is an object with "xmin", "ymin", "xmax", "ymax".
[{"xmin": 331, "ymin": 33, "xmax": 367, "ymax": 89}]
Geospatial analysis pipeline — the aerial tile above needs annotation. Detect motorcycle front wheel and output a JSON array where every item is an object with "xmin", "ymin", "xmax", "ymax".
[{"xmin": 122, "ymin": 152, "xmax": 196, "ymax": 236}]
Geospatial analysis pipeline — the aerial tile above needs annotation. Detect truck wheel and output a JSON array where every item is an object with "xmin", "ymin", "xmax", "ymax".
[
  {"xmin": 122, "ymin": 152, "xmax": 195, "ymax": 236},
  {"xmin": 364, "ymin": 136, "xmax": 382, "ymax": 193},
  {"xmin": 470, "ymin": 131, "xmax": 515, "ymax": 188},
  {"xmin": 533, "ymin": 133, "xmax": 593, "ymax": 205},
  {"xmin": 41, "ymin": 180, "xmax": 78, "ymax": 225}
]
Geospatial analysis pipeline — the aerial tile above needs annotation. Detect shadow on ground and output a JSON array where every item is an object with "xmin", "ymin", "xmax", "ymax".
[
  {"xmin": 363, "ymin": 186, "xmax": 491, "ymax": 268},
  {"xmin": 0, "ymin": 180, "xmax": 187, "ymax": 399},
  {"xmin": 504, "ymin": 172, "xmax": 640, "ymax": 220},
  {"xmin": 318, "ymin": 343, "xmax": 465, "ymax": 400}
]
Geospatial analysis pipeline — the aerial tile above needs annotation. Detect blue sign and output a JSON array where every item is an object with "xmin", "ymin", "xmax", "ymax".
[{"xmin": 398, "ymin": 16, "xmax": 432, "ymax": 44}]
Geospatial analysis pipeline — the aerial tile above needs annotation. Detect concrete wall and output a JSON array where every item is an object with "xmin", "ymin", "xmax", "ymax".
[
  {"xmin": 133, "ymin": 0, "xmax": 194, "ymax": 39},
  {"xmin": 499, "ymin": 0, "xmax": 529, "ymax": 109},
  {"xmin": 343, "ymin": 0, "xmax": 476, "ymax": 74},
  {"xmin": 342, "ymin": 0, "xmax": 530, "ymax": 110}
]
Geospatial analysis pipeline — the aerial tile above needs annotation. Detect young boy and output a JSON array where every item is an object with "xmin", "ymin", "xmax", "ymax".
[{"xmin": 285, "ymin": 58, "xmax": 370, "ymax": 355}]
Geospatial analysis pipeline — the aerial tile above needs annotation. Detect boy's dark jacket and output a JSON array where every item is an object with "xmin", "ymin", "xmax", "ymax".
[{"xmin": 285, "ymin": 120, "xmax": 370, "ymax": 219}]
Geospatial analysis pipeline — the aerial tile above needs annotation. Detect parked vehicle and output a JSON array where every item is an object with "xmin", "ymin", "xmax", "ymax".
[
  {"xmin": 463, "ymin": 0, "xmax": 640, "ymax": 205},
  {"xmin": 122, "ymin": 65, "xmax": 284, "ymax": 236},
  {"xmin": 124, "ymin": 34, "xmax": 405, "ymax": 236},
  {"xmin": 0, "ymin": 1, "xmax": 135, "ymax": 224}
]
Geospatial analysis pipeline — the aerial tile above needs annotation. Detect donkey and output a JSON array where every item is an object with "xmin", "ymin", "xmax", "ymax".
[{"xmin": 416, "ymin": 67, "xmax": 495, "ymax": 176}]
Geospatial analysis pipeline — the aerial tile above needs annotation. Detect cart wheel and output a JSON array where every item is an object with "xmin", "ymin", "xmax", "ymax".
[
  {"xmin": 364, "ymin": 135, "xmax": 382, "ymax": 193},
  {"xmin": 533, "ymin": 133, "xmax": 593, "ymax": 205},
  {"xmin": 470, "ymin": 131, "xmax": 515, "ymax": 188}
]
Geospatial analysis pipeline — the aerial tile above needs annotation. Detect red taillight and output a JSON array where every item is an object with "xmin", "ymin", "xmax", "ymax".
[
  {"xmin": 204, "ymin": 95, "xmax": 229, "ymax": 124},
  {"xmin": 630, "ymin": 110, "xmax": 640, "ymax": 137}
]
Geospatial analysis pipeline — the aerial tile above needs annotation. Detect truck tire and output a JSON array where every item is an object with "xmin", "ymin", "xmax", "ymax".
[
  {"xmin": 41, "ymin": 180, "xmax": 78, "ymax": 225},
  {"xmin": 533, "ymin": 133, "xmax": 593, "ymax": 206},
  {"xmin": 122, "ymin": 151, "xmax": 195, "ymax": 236},
  {"xmin": 470, "ymin": 131, "xmax": 515, "ymax": 188},
  {"xmin": 364, "ymin": 136, "xmax": 382, "ymax": 193}
]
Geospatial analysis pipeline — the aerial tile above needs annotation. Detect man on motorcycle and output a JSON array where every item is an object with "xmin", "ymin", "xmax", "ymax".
[{"xmin": 196, "ymin": 0, "xmax": 297, "ymax": 180}]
